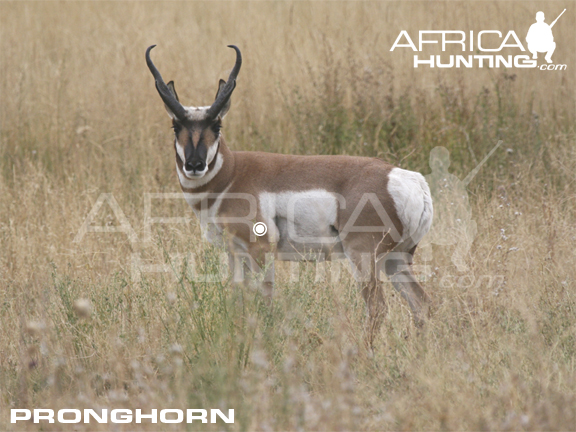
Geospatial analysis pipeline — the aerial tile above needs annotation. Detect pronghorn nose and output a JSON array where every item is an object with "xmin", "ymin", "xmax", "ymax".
[{"xmin": 186, "ymin": 160, "xmax": 205, "ymax": 172}]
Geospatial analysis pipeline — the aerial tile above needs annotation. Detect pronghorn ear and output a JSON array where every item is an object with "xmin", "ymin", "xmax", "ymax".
[
  {"xmin": 214, "ymin": 79, "xmax": 233, "ymax": 118},
  {"xmin": 163, "ymin": 81, "xmax": 181, "ymax": 120}
]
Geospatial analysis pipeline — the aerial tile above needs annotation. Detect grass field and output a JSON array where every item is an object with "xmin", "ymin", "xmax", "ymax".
[{"xmin": 1, "ymin": 1, "xmax": 575, "ymax": 430}]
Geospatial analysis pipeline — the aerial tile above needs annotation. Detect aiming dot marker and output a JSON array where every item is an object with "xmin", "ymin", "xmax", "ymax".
[{"xmin": 253, "ymin": 222, "xmax": 267, "ymax": 236}]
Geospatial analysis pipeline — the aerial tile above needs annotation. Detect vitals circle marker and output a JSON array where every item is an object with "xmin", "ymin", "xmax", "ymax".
[{"xmin": 253, "ymin": 222, "xmax": 267, "ymax": 236}]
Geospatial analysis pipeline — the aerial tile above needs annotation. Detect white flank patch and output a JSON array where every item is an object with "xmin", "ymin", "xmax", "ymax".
[
  {"xmin": 259, "ymin": 189, "xmax": 339, "ymax": 244},
  {"xmin": 176, "ymin": 153, "xmax": 223, "ymax": 189},
  {"xmin": 387, "ymin": 167, "xmax": 433, "ymax": 246}
]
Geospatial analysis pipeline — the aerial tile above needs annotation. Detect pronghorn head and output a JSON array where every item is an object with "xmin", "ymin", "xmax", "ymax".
[{"xmin": 146, "ymin": 45, "xmax": 242, "ymax": 179}]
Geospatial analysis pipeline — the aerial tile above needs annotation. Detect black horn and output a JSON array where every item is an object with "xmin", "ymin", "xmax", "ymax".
[
  {"xmin": 146, "ymin": 45, "xmax": 188, "ymax": 121},
  {"xmin": 206, "ymin": 45, "xmax": 242, "ymax": 120}
]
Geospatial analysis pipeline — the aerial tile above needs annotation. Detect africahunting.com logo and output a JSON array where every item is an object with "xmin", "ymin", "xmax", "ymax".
[{"xmin": 390, "ymin": 9, "xmax": 567, "ymax": 70}]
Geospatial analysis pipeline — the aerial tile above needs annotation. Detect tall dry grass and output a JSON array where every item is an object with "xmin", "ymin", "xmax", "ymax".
[{"xmin": 1, "ymin": 1, "xmax": 575, "ymax": 430}]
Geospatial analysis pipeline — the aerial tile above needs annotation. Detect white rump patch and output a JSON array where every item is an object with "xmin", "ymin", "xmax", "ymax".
[{"xmin": 387, "ymin": 168, "xmax": 433, "ymax": 247}]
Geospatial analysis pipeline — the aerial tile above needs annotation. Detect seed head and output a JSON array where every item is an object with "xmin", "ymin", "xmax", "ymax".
[{"xmin": 73, "ymin": 298, "xmax": 92, "ymax": 318}]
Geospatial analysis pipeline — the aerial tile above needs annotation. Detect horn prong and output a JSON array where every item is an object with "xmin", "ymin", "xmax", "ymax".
[
  {"xmin": 146, "ymin": 45, "xmax": 188, "ymax": 121},
  {"xmin": 206, "ymin": 45, "xmax": 242, "ymax": 119}
]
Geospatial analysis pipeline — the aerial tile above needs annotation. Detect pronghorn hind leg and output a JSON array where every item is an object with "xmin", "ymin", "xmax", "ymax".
[
  {"xmin": 359, "ymin": 280, "xmax": 387, "ymax": 348},
  {"xmin": 383, "ymin": 246, "xmax": 430, "ymax": 326},
  {"xmin": 342, "ymin": 240, "xmax": 388, "ymax": 348}
]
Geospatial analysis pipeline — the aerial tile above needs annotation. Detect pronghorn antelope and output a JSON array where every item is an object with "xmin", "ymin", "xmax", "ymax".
[{"xmin": 146, "ymin": 44, "xmax": 433, "ymax": 339}]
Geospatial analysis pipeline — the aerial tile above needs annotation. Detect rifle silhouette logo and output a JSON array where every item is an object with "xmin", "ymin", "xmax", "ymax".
[{"xmin": 526, "ymin": 9, "xmax": 566, "ymax": 64}]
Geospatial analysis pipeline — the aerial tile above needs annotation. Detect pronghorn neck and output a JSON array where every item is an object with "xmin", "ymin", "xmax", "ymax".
[{"xmin": 177, "ymin": 136, "xmax": 235, "ymax": 193}]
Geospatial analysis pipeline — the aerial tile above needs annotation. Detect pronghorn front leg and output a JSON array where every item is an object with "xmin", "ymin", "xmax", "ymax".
[
  {"xmin": 247, "ymin": 241, "xmax": 275, "ymax": 303},
  {"xmin": 229, "ymin": 241, "xmax": 275, "ymax": 303}
]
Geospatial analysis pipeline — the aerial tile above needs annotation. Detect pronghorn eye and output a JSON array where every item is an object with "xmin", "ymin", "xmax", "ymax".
[
  {"xmin": 211, "ymin": 121, "xmax": 222, "ymax": 134},
  {"xmin": 171, "ymin": 123, "xmax": 182, "ymax": 134}
]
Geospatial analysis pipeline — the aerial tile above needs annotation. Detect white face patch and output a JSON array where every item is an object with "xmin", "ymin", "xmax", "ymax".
[
  {"xmin": 175, "ymin": 140, "xmax": 186, "ymax": 165},
  {"xmin": 387, "ymin": 167, "xmax": 433, "ymax": 247},
  {"xmin": 205, "ymin": 137, "xmax": 219, "ymax": 166}
]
